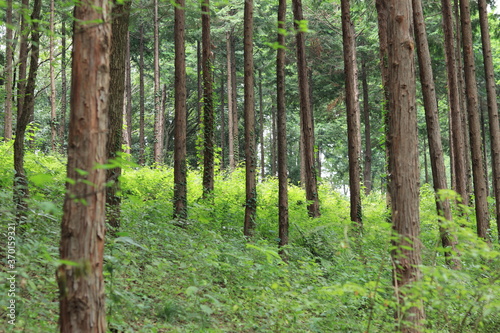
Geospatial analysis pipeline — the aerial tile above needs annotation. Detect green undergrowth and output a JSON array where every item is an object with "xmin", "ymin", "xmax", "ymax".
[{"xmin": 1, "ymin": 143, "xmax": 500, "ymax": 332}]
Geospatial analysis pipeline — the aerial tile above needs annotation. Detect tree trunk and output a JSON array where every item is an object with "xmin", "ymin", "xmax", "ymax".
[
  {"xmin": 153, "ymin": 0, "xmax": 163, "ymax": 164},
  {"xmin": 292, "ymin": 0, "xmax": 320, "ymax": 217},
  {"xmin": 271, "ymin": 106, "xmax": 277, "ymax": 177},
  {"xmin": 277, "ymin": 0, "xmax": 289, "ymax": 249},
  {"xmin": 59, "ymin": 19, "xmax": 68, "ymax": 151},
  {"xmin": 139, "ymin": 25, "xmax": 145, "ymax": 165},
  {"xmin": 259, "ymin": 70, "xmax": 265, "ymax": 180},
  {"xmin": 361, "ymin": 60, "xmax": 372, "ymax": 195},
  {"xmin": 50, "ymin": 0, "xmax": 57, "ymax": 152},
  {"xmin": 386, "ymin": 0, "xmax": 426, "ymax": 330},
  {"xmin": 227, "ymin": 31, "xmax": 235, "ymax": 170},
  {"xmin": 202, "ymin": 0, "xmax": 215, "ymax": 198},
  {"xmin": 58, "ymin": 1, "xmax": 111, "ymax": 331},
  {"xmin": 478, "ymin": 0, "xmax": 500, "ymax": 241},
  {"xmin": 413, "ymin": 0, "xmax": 460, "ymax": 268},
  {"xmin": 341, "ymin": 0, "xmax": 362, "ymax": 227},
  {"xmin": 243, "ymin": 0, "xmax": 257, "ymax": 236},
  {"xmin": 441, "ymin": 0, "xmax": 468, "ymax": 206},
  {"xmin": 459, "ymin": 0, "xmax": 490, "ymax": 239},
  {"xmin": 173, "ymin": 0, "xmax": 187, "ymax": 220},
  {"xmin": 220, "ymin": 76, "xmax": 225, "ymax": 169},
  {"xmin": 106, "ymin": 0, "xmax": 131, "ymax": 232},
  {"xmin": 3, "ymin": 0, "xmax": 13, "ymax": 141},
  {"xmin": 123, "ymin": 30, "xmax": 132, "ymax": 155},
  {"xmin": 14, "ymin": 0, "xmax": 41, "ymax": 225}
]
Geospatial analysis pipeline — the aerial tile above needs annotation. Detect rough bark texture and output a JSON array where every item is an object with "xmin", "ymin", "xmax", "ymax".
[
  {"xmin": 413, "ymin": 0, "xmax": 460, "ymax": 268},
  {"xmin": 173, "ymin": 0, "xmax": 187, "ymax": 220},
  {"xmin": 361, "ymin": 60, "xmax": 372, "ymax": 195},
  {"xmin": 441, "ymin": 0, "xmax": 468, "ymax": 206},
  {"xmin": 459, "ymin": 0, "xmax": 490, "ymax": 239},
  {"xmin": 386, "ymin": 1, "xmax": 426, "ymax": 330},
  {"xmin": 58, "ymin": 1, "xmax": 111, "ymax": 331},
  {"xmin": 50, "ymin": 0, "xmax": 57, "ymax": 151},
  {"xmin": 259, "ymin": 71, "xmax": 265, "ymax": 180},
  {"xmin": 243, "ymin": 0, "xmax": 257, "ymax": 236},
  {"xmin": 227, "ymin": 31, "xmax": 235, "ymax": 170},
  {"xmin": 4, "ymin": 0, "xmax": 13, "ymax": 141},
  {"xmin": 292, "ymin": 0, "xmax": 320, "ymax": 217},
  {"xmin": 14, "ymin": 0, "xmax": 41, "ymax": 224},
  {"xmin": 153, "ymin": 0, "xmax": 163, "ymax": 164},
  {"xmin": 123, "ymin": 30, "xmax": 132, "ymax": 155},
  {"xmin": 220, "ymin": 77, "xmax": 225, "ymax": 169},
  {"xmin": 478, "ymin": 0, "xmax": 500, "ymax": 241},
  {"xmin": 106, "ymin": 0, "xmax": 131, "ymax": 232},
  {"xmin": 139, "ymin": 25, "xmax": 145, "ymax": 165},
  {"xmin": 341, "ymin": 0, "xmax": 362, "ymax": 227},
  {"xmin": 59, "ymin": 20, "xmax": 68, "ymax": 151},
  {"xmin": 202, "ymin": 0, "xmax": 215, "ymax": 197},
  {"xmin": 277, "ymin": 0, "xmax": 289, "ymax": 249}
]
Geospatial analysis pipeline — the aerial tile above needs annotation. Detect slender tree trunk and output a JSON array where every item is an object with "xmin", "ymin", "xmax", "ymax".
[
  {"xmin": 271, "ymin": 106, "xmax": 277, "ymax": 177},
  {"xmin": 259, "ymin": 70, "xmax": 265, "ymax": 180},
  {"xmin": 277, "ymin": 0, "xmax": 289, "ymax": 249},
  {"xmin": 220, "ymin": 76, "xmax": 225, "ymax": 169},
  {"xmin": 14, "ymin": 0, "xmax": 41, "ymax": 225},
  {"xmin": 197, "ymin": 40, "xmax": 202, "ymax": 129},
  {"xmin": 16, "ymin": 0, "xmax": 29, "ymax": 129},
  {"xmin": 293, "ymin": 0, "xmax": 320, "ymax": 217},
  {"xmin": 227, "ymin": 31, "xmax": 235, "ymax": 170},
  {"xmin": 173, "ymin": 0, "xmax": 187, "ymax": 219},
  {"xmin": 123, "ymin": 31, "xmax": 132, "ymax": 155},
  {"xmin": 243, "ymin": 0, "xmax": 257, "ymax": 236},
  {"xmin": 59, "ymin": 20, "xmax": 68, "ymax": 151},
  {"xmin": 58, "ymin": 1, "xmax": 111, "ymax": 330},
  {"xmin": 4, "ymin": 0, "xmax": 14, "ymax": 141},
  {"xmin": 459, "ymin": 0, "xmax": 490, "ymax": 239},
  {"xmin": 442, "ymin": 0, "xmax": 468, "ymax": 206},
  {"xmin": 50, "ymin": 0, "xmax": 57, "ymax": 152},
  {"xmin": 139, "ymin": 25, "xmax": 145, "ymax": 165},
  {"xmin": 386, "ymin": 1, "xmax": 426, "ymax": 330},
  {"xmin": 231, "ymin": 34, "xmax": 239, "ymax": 167},
  {"xmin": 153, "ymin": 0, "xmax": 163, "ymax": 164},
  {"xmin": 478, "ymin": 0, "xmax": 500, "ymax": 241},
  {"xmin": 361, "ymin": 60, "xmax": 372, "ymax": 195},
  {"xmin": 341, "ymin": 0, "xmax": 362, "ymax": 227},
  {"xmin": 106, "ymin": 0, "xmax": 131, "ymax": 232},
  {"xmin": 202, "ymin": 0, "xmax": 215, "ymax": 197},
  {"xmin": 413, "ymin": 0, "xmax": 460, "ymax": 268}
]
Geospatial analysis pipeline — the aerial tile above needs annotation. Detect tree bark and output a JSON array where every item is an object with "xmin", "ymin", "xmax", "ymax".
[
  {"xmin": 50, "ymin": 0, "xmax": 57, "ymax": 152},
  {"xmin": 106, "ymin": 0, "xmax": 131, "ymax": 232},
  {"xmin": 459, "ymin": 0, "xmax": 490, "ymax": 239},
  {"xmin": 341, "ymin": 0, "xmax": 362, "ymax": 227},
  {"xmin": 202, "ymin": 0, "xmax": 215, "ymax": 198},
  {"xmin": 478, "ymin": 0, "xmax": 500, "ymax": 241},
  {"xmin": 59, "ymin": 19, "xmax": 68, "ymax": 151},
  {"xmin": 3, "ymin": 0, "xmax": 14, "ymax": 141},
  {"xmin": 139, "ymin": 25, "xmax": 145, "ymax": 165},
  {"xmin": 153, "ymin": 0, "xmax": 163, "ymax": 164},
  {"xmin": 361, "ymin": 60, "xmax": 372, "ymax": 195},
  {"xmin": 277, "ymin": 0, "xmax": 289, "ymax": 249},
  {"xmin": 220, "ymin": 76, "xmax": 225, "ymax": 169},
  {"xmin": 123, "ymin": 30, "xmax": 132, "ymax": 155},
  {"xmin": 14, "ymin": 0, "xmax": 41, "ymax": 224},
  {"xmin": 58, "ymin": 0, "xmax": 111, "ymax": 331},
  {"xmin": 259, "ymin": 70, "xmax": 265, "ymax": 180},
  {"xmin": 173, "ymin": 0, "xmax": 187, "ymax": 220},
  {"xmin": 441, "ymin": 0, "xmax": 468, "ymax": 206},
  {"xmin": 386, "ymin": 0, "xmax": 426, "ymax": 330},
  {"xmin": 413, "ymin": 0, "xmax": 460, "ymax": 268},
  {"xmin": 292, "ymin": 0, "xmax": 320, "ymax": 217},
  {"xmin": 243, "ymin": 0, "xmax": 257, "ymax": 236}
]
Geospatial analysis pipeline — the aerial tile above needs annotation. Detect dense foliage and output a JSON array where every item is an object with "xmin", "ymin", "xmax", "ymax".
[{"xmin": 1, "ymin": 142, "xmax": 500, "ymax": 332}]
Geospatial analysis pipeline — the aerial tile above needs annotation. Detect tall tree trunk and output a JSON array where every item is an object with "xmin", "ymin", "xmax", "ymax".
[
  {"xmin": 386, "ymin": 0, "xmax": 426, "ymax": 330},
  {"xmin": 16, "ymin": 0, "xmax": 29, "ymax": 130},
  {"xmin": 14, "ymin": 0, "xmax": 41, "ymax": 225},
  {"xmin": 277, "ymin": 0, "xmax": 289, "ymax": 249},
  {"xmin": 4, "ymin": 0, "xmax": 13, "ymax": 141},
  {"xmin": 459, "ymin": 0, "xmax": 490, "ymax": 239},
  {"xmin": 361, "ymin": 60, "xmax": 372, "ymax": 195},
  {"xmin": 58, "ymin": 1, "xmax": 111, "ymax": 330},
  {"xmin": 413, "ymin": 0, "xmax": 460, "ymax": 268},
  {"xmin": 227, "ymin": 31, "xmax": 235, "ymax": 170},
  {"xmin": 259, "ymin": 70, "xmax": 265, "ymax": 180},
  {"xmin": 106, "ymin": 0, "xmax": 131, "ymax": 232},
  {"xmin": 271, "ymin": 106, "xmax": 277, "ymax": 177},
  {"xmin": 292, "ymin": 0, "xmax": 320, "ymax": 217},
  {"xmin": 139, "ymin": 25, "xmax": 145, "ymax": 165},
  {"xmin": 173, "ymin": 0, "xmax": 187, "ymax": 219},
  {"xmin": 341, "ymin": 0, "xmax": 362, "ymax": 227},
  {"xmin": 59, "ymin": 19, "xmax": 68, "ymax": 151},
  {"xmin": 202, "ymin": 0, "xmax": 215, "ymax": 197},
  {"xmin": 442, "ymin": 0, "xmax": 468, "ymax": 206},
  {"xmin": 153, "ymin": 0, "xmax": 163, "ymax": 164},
  {"xmin": 50, "ymin": 0, "xmax": 57, "ymax": 152},
  {"xmin": 243, "ymin": 0, "xmax": 257, "ymax": 236},
  {"xmin": 123, "ymin": 31, "xmax": 132, "ymax": 155},
  {"xmin": 220, "ymin": 76, "xmax": 225, "ymax": 169},
  {"xmin": 478, "ymin": 0, "xmax": 500, "ymax": 241}
]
